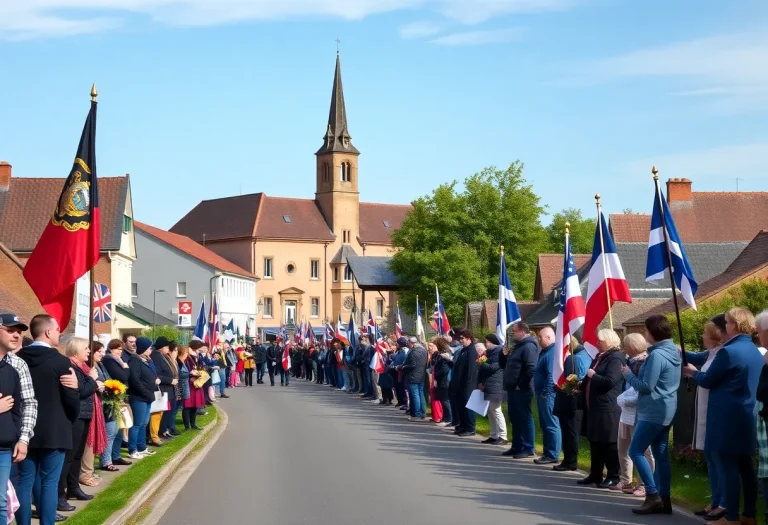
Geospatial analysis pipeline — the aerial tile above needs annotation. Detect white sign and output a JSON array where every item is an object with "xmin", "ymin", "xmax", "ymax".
[
  {"xmin": 178, "ymin": 301, "xmax": 193, "ymax": 327},
  {"xmin": 75, "ymin": 272, "xmax": 91, "ymax": 338}
]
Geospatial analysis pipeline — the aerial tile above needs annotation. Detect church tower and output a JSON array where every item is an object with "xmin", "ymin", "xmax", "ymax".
[{"xmin": 315, "ymin": 53, "xmax": 360, "ymax": 243}]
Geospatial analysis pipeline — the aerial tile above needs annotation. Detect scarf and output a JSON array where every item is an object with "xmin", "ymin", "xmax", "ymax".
[{"xmin": 71, "ymin": 358, "xmax": 107, "ymax": 456}]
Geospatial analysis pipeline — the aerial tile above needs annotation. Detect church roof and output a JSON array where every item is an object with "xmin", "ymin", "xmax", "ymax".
[
  {"xmin": 358, "ymin": 202, "xmax": 411, "ymax": 245},
  {"xmin": 346, "ymin": 255, "xmax": 399, "ymax": 290},
  {"xmin": 330, "ymin": 244, "xmax": 358, "ymax": 264},
  {"xmin": 316, "ymin": 54, "xmax": 359, "ymax": 155}
]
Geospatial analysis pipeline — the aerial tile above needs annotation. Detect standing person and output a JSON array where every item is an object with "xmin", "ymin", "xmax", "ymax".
[
  {"xmin": 277, "ymin": 338, "xmax": 290, "ymax": 387},
  {"xmin": 80, "ymin": 342, "xmax": 108, "ymax": 484},
  {"xmin": 401, "ymin": 337, "xmax": 428, "ymax": 422},
  {"xmin": 392, "ymin": 338, "xmax": 409, "ymax": 408},
  {"xmin": 755, "ymin": 310, "xmax": 768, "ymax": 525},
  {"xmin": 450, "ymin": 329, "xmax": 478, "ymax": 437},
  {"xmin": 500, "ymin": 322, "xmax": 538, "ymax": 459},
  {"xmin": 265, "ymin": 341, "xmax": 279, "ymax": 387},
  {"xmin": 553, "ymin": 336, "xmax": 590, "ymax": 471},
  {"xmin": 58, "ymin": 337, "xmax": 98, "ymax": 510},
  {"xmin": 253, "ymin": 338, "xmax": 267, "ymax": 385},
  {"xmin": 16, "ymin": 314, "xmax": 79, "ymax": 525},
  {"xmin": 579, "ymin": 329, "xmax": 625, "ymax": 489},
  {"xmin": 533, "ymin": 326, "xmax": 560, "ymax": 465},
  {"xmin": 171, "ymin": 345, "xmax": 189, "ymax": 435},
  {"xmin": 243, "ymin": 345, "xmax": 255, "ymax": 387},
  {"xmin": 100, "ymin": 339, "xmax": 132, "ymax": 467},
  {"xmin": 683, "ymin": 308, "xmax": 764, "ymax": 525},
  {"xmin": 334, "ymin": 340, "xmax": 345, "ymax": 390},
  {"xmin": 478, "ymin": 334, "xmax": 507, "ymax": 445},
  {"xmin": 150, "ymin": 337, "xmax": 176, "ymax": 442},
  {"xmin": 622, "ymin": 314, "xmax": 681, "ymax": 515},
  {"xmin": 431, "ymin": 338, "xmax": 452, "ymax": 425},
  {"xmin": 124, "ymin": 337, "xmax": 157, "ymax": 460},
  {"xmin": 181, "ymin": 342, "xmax": 205, "ymax": 430},
  {"xmin": 163, "ymin": 344, "xmax": 182, "ymax": 436},
  {"xmin": 315, "ymin": 344, "xmax": 326, "ymax": 385}
]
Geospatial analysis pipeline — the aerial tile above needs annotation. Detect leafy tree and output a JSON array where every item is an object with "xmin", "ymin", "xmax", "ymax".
[
  {"xmin": 546, "ymin": 208, "xmax": 594, "ymax": 254},
  {"xmin": 622, "ymin": 208, "xmax": 634, "ymax": 214},
  {"xmin": 142, "ymin": 325, "xmax": 184, "ymax": 343},
  {"xmin": 390, "ymin": 162, "xmax": 547, "ymax": 322}
]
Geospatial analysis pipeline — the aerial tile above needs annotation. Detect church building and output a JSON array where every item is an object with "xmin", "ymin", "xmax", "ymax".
[{"xmin": 170, "ymin": 54, "xmax": 410, "ymax": 335}]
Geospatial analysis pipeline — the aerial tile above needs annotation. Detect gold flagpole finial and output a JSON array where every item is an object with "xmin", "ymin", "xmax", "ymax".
[
  {"xmin": 652, "ymin": 165, "xmax": 659, "ymax": 181},
  {"xmin": 595, "ymin": 193, "xmax": 601, "ymax": 205},
  {"xmin": 565, "ymin": 221, "xmax": 570, "ymax": 235},
  {"xmin": 500, "ymin": 245, "xmax": 504, "ymax": 254},
  {"xmin": 90, "ymin": 84, "xmax": 98, "ymax": 102}
]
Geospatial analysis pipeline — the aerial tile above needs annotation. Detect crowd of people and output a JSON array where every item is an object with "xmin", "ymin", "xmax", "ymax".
[
  {"xmin": 263, "ymin": 308, "xmax": 768, "ymax": 525},
  {"xmin": 0, "ymin": 312, "xmax": 251, "ymax": 525}
]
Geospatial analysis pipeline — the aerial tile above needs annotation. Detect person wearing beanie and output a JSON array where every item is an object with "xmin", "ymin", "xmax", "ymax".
[
  {"xmin": 392, "ymin": 337, "xmax": 410, "ymax": 409},
  {"xmin": 150, "ymin": 337, "xmax": 176, "ymax": 444},
  {"xmin": 123, "ymin": 336, "xmax": 157, "ymax": 459},
  {"xmin": 479, "ymin": 334, "xmax": 508, "ymax": 445}
]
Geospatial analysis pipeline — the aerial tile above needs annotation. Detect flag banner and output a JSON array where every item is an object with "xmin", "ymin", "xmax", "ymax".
[
  {"xmin": 92, "ymin": 283, "xmax": 112, "ymax": 323},
  {"xmin": 348, "ymin": 314, "xmax": 358, "ymax": 349},
  {"xmin": 416, "ymin": 301, "xmax": 425, "ymax": 341},
  {"xmin": 335, "ymin": 314, "xmax": 350, "ymax": 345},
  {"xmin": 553, "ymin": 235, "xmax": 586, "ymax": 386},
  {"xmin": 395, "ymin": 304, "xmax": 403, "ymax": 338},
  {"xmin": 432, "ymin": 285, "xmax": 451, "ymax": 336},
  {"xmin": 496, "ymin": 251, "xmax": 521, "ymax": 344},
  {"xmin": 646, "ymin": 186, "xmax": 698, "ymax": 309},
  {"xmin": 366, "ymin": 310, "xmax": 376, "ymax": 337},
  {"xmin": 194, "ymin": 297, "xmax": 207, "ymax": 341},
  {"xmin": 23, "ymin": 98, "xmax": 100, "ymax": 329}
]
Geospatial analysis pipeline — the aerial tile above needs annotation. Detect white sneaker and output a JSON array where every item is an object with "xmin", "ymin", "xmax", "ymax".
[
  {"xmin": 140, "ymin": 449, "xmax": 156, "ymax": 456},
  {"xmin": 369, "ymin": 399, "xmax": 381, "ymax": 404},
  {"xmin": 128, "ymin": 452, "xmax": 144, "ymax": 460}
]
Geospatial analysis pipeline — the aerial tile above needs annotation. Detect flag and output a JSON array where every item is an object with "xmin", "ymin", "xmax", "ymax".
[
  {"xmin": 206, "ymin": 294, "xmax": 220, "ymax": 347},
  {"xmin": 646, "ymin": 186, "xmax": 698, "ymax": 309},
  {"xmin": 416, "ymin": 301, "xmax": 425, "ymax": 341},
  {"xmin": 193, "ymin": 297, "xmax": 208, "ymax": 341},
  {"xmin": 431, "ymin": 284, "xmax": 451, "ymax": 336},
  {"xmin": 553, "ymin": 233, "xmax": 586, "ymax": 386},
  {"xmin": 282, "ymin": 344, "xmax": 291, "ymax": 370},
  {"xmin": 583, "ymin": 212, "xmax": 632, "ymax": 357},
  {"xmin": 335, "ymin": 314, "xmax": 349, "ymax": 345},
  {"xmin": 395, "ymin": 303, "xmax": 403, "ymax": 338},
  {"xmin": 371, "ymin": 324, "xmax": 388, "ymax": 373},
  {"xmin": 496, "ymin": 251, "xmax": 521, "ymax": 344},
  {"xmin": 23, "ymin": 95, "xmax": 100, "ymax": 329},
  {"xmin": 224, "ymin": 319, "xmax": 235, "ymax": 344},
  {"xmin": 348, "ymin": 314, "xmax": 358, "ymax": 349},
  {"xmin": 307, "ymin": 321, "xmax": 314, "ymax": 343},
  {"xmin": 294, "ymin": 319, "xmax": 304, "ymax": 345},
  {"xmin": 245, "ymin": 318, "xmax": 250, "ymax": 338},
  {"xmin": 365, "ymin": 310, "xmax": 376, "ymax": 337},
  {"xmin": 92, "ymin": 283, "xmax": 112, "ymax": 323},
  {"xmin": 325, "ymin": 322, "xmax": 334, "ymax": 343}
]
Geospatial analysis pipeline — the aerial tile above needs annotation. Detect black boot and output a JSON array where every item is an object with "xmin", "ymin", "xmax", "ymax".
[
  {"xmin": 66, "ymin": 487, "xmax": 93, "ymax": 501},
  {"xmin": 661, "ymin": 497, "xmax": 673, "ymax": 515},
  {"xmin": 576, "ymin": 475, "xmax": 602, "ymax": 486},
  {"xmin": 57, "ymin": 497, "xmax": 76, "ymax": 512},
  {"xmin": 632, "ymin": 493, "xmax": 664, "ymax": 515}
]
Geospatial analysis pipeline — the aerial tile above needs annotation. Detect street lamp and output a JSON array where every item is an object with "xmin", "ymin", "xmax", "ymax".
[{"xmin": 152, "ymin": 289, "xmax": 167, "ymax": 339}]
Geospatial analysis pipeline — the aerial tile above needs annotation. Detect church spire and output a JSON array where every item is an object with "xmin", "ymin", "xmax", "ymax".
[{"xmin": 316, "ymin": 53, "xmax": 359, "ymax": 155}]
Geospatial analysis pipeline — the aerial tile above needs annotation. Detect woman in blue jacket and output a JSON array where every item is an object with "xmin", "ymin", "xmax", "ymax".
[{"xmin": 683, "ymin": 308, "xmax": 765, "ymax": 525}]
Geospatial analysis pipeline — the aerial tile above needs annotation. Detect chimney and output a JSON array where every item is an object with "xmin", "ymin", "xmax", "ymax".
[
  {"xmin": 666, "ymin": 177, "xmax": 692, "ymax": 203},
  {"xmin": 0, "ymin": 162, "xmax": 10, "ymax": 192}
]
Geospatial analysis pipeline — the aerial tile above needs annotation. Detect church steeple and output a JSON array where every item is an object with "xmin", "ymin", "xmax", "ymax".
[{"xmin": 316, "ymin": 53, "xmax": 359, "ymax": 155}]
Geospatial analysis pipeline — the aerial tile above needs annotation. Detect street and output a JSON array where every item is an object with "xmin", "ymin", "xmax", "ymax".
[{"xmin": 160, "ymin": 380, "xmax": 698, "ymax": 525}]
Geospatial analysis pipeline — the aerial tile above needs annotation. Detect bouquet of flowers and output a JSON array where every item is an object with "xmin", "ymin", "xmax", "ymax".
[
  {"xmin": 476, "ymin": 355, "xmax": 487, "ymax": 365},
  {"xmin": 559, "ymin": 374, "xmax": 580, "ymax": 395},
  {"xmin": 102, "ymin": 379, "xmax": 127, "ymax": 419}
]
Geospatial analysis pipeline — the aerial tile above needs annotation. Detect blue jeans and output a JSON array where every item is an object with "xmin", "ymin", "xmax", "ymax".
[
  {"xmin": 129, "ymin": 400, "xmax": 151, "ymax": 453},
  {"xmin": 629, "ymin": 421, "xmax": 671, "ymax": 498},
  {"xmin": 256, "ymin": 363, "xmax": 265, "ymax": 382},
  {"xmin": 336, "ymin": 369, "xmax": 344, "ymax": 388},
  {"xmin": 508, "ymin": 390, "xmax": 535, "ymax": 455},
  {"xmin": 408, "ymin": 383, "xmax": 426, "ymax": 418},
  {"xmin": 100, "ymin": 419, "xmax": 119, "ymax": 466},
  {"xmin": 0, "ymin": 450, "xmax": 11, "ymax": 525},
  {"xmin": 704, "ymin": 447, "xmax": 724, "ymax": 508},
  {"xmin": 217, "ymin": 369, "xmax": 227, "ymax": 395},
  {"xmin": 15, "ymin": 448, "xmax": 66, "ymax": 525},
  {"xmin": 536, "ymin": 393, "xmax": 560, "ymax": 460}
]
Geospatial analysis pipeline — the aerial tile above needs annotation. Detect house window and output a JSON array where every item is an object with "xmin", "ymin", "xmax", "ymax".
[
  {"xmin": 340, "ymin": 161, "xmax": 351, "ymax": 182},
  {"xmin": 263, "ymin": 297, "xmax": 273, "ymax": 317},
  {"xmin": 333, "ymin": 267, "xmax": 339, "ymax": 282},
  {"xmin": 376, "ymin": 299, "xmax": 384, "ymax": 318},
  {"xmin": 311, "ymin": 298, "xmax": 319, "ymax": 317},
  {"xmin": 264, "ymin": 257, "xmax": 273, "ymax": 278},
  {"xmin": 131, "ymin": 283, "xmax": 138, "ymax": 297},
  {"xmin": 344, "ymin": 265, "xmax": 353, "ymax": 282},
  {"xmin": 323, "ymin": 163, "xmax": 331, "ymax": 183},
  {"xmin": 176, "ymin": 281, "xmax": 187, "ymax": 297},
  {"xmin": 342, "ymin": 230, "xmax": 351, "ymax": 243},
  {"xmin": 286, "ymin": 262, "xmax": 296, "ymax": 275},
  {"xmin": 282, "ymin": 215, "xmax": 292, "ymax": 223},
  {"xmin": 310, "ymin": 259, "xmax": 319, "ymax": 280},
  {"xmin": 122, "ymin": 215, "xmax": 133, "ymax": 233}
]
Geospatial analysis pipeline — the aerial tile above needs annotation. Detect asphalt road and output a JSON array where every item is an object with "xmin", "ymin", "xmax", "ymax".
[{"xmin": 160, "ymin": 380, "xmax": 699, "ymax": 525}]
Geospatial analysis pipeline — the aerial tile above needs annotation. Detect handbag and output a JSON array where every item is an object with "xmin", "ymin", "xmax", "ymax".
[
  {"xmin": 211, "ymin": 368, "xmax": 221, "ymax": 385},
  {"xmin": 7, "ymin": 480, "xmax": 19, "ymax": 523},
  {"xmin": 193, "ymin": 369, "xmax": 210, "ymax": 389},
  {"xmin": 150, "ymin": 390, "xmax": 169, "ymax": 413},
  {"xmin": 117, "ymin": 404, "xmax": 133, "ymax": 429}
]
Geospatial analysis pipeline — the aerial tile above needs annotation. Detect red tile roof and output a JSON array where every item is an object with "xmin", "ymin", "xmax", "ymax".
[
  {"xmin": 0, "ymin": 176, "xmax": 129, "ymax": 252},
  {"xmin": 610, "ymin": 191, "xmax": 768, "ymax": 243},
  {"xmin": 359, "ymin": 202, "xmax": 411, "ymax": 245},
  {"xmin": 624, "ymin": 230, "xmax": 768, "ymax": 326},
  {"xmin": 534, "ymin": 253, "xmax": 591, "ymax": 301},
  {"xmin": 170, "ymin": 193, "xmax": 263, "ymax": 243},
  {"xmin": 254, "ymin": 196, "xmax": 334, "ymax": 241},
  {"xmin": 135, "ymin": 222, "xmax": 257, "ymax": 279}
]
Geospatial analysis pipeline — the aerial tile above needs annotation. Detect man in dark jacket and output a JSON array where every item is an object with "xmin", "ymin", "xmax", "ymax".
[
  {"xmin": 16, "ymin": 314, "xmax": 80, "ymax": 525},
  {"xmin": 500, "ymin": 321, "xmax": 539, "ymax": 458},
  {"xmin": 401, "ymin": 337, "xmax": 428, "ymax": 421},
  {"xmin": 449, "ymin": 329, "xmax": 478, "ymax": 436},
  {"xmin": 253, "ymin": 338, "xmax": 267, "ymax": 384},
  {"xmin": 265, "ymin": 342, "xmax": 280, "ymax": 386}
]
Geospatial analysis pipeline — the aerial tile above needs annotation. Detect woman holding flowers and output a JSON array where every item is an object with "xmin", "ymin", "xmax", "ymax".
[
  {"xmin": 101, "ymin": 339, "xmax": 132, "ymax": 467},
  {"xmin": 183, "ymin": 341, "xmax": 207, "ymax": 430}
]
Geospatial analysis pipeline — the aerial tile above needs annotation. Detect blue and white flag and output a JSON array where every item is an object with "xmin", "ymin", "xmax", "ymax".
[
  {"xmin": 496, "ymin": 251, "xmax": 521, "ymax": 344},
  {"xmin": 193, "ymin": 297, "xmax": 208, "ymax": 341},
  {"xmin": 646, "ymin": 187, "xmax": 698, "ymax": 309},
  {"xmin": 224, "ymin": 318, "xmax": 236, "ymax": 344}
]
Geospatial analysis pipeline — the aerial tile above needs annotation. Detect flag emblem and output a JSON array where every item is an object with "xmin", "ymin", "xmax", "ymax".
[
  {"xmin": 92, "ymin": 283, "xmax": 112, "ymax": 323},
  {"xmin": 53, "ymin": 164, "xmax": 93, "ymax": 232}
]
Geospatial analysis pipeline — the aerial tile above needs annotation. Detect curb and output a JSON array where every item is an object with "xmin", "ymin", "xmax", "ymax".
[{"xmin": 104, "ymin": 406, "xmax": 229, "ymax": 525}]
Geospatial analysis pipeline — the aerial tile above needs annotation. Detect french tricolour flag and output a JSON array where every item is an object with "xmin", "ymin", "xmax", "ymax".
[
  {"xmin": 553, "ymin": 232, "xmax": 586, "ymax": 386},
  {"xmin": 335, "ymin": 314, "xmax": 350, "ymax": 345},
  {"xmin": 583, "ymin": 212, "xmax": 632, "ymax": 357},
  {"xmin": 432, "ymin": 284, "xmax": 451, "ymax": 336}
]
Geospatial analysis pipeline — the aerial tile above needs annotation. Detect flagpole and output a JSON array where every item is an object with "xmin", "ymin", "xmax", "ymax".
[
  {"xmin": 595, "ymin": 194, "xmax": 614, "ymax": 329},
  {"xmin": 652, "ymin": 166, "xmax": 688, "ymax": 367},
  {"xmin": 88, "ymin": 84, "xmax": 98, "ymax": 344}
]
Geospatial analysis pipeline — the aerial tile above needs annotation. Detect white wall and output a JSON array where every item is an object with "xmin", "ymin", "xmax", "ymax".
[
  {"xmin": 111, "ymin": 253, "xmax": 134, "ymax": 307},
  {"xmin": 216, "ymin": 275, "xmax": 257, "ymax": 335}
]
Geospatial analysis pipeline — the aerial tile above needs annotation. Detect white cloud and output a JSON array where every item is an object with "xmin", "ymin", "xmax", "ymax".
[
  {"xmin": 399, "ymin": 20, "xmax": 442, "ymax": 39},
  {"xmin": 430, "ymin": 27, "xmax": 524, "ymax": 46},
  {"xmin": 0, "ymin": 0, "xmax": 580, "ymax": 40}
]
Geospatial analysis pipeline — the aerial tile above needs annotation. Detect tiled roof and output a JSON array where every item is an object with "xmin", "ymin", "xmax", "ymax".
[
  {"xmin": 0, "ymin": 176, "xmax": 129, "ymax": 252},
  {"xmin": 331, "ymin": 244, "xmax": 359, "ymax": 265},
  {"xmin": 170, "ymin": 193, "xmax": 263, "ymax": 242},
  {"xmin": 359, "ymin": 203, "xmax": 411, "ymax": 245},
  {"xmin": 610, "ymin": 191, "xmax": 768, "ymax": 243},
  {"xmin": 135, "ymin": 222, "xmax": 257, "ymax": 279},
  {"xmin": 535, "ymin": 253, "xmax": 591, "ymax": 301},
  {"xmin": 255, "ymin": 196, "xmax": 334, "ymax": 241},
  {"xmin": 625, "ymin": 231, "xmax": 768, "ymax": 326},
  {"xmin": 345, "ymin": 255, "xmax": 399, "ymax": 289}
]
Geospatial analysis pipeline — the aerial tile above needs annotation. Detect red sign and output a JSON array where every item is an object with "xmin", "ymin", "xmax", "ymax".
[{"xmin": 179, "ymin": 301, "xmax": 192, "ymax": 315}]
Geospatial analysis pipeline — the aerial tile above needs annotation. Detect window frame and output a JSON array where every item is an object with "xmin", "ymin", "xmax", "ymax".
[
  {"xmin": 122, "ymin": 215, "xmax": 133, "ymax": 233},
  {"xmin": 344, "ymin": 265, "xmax": 353, "ymax": 282},
  {"xmin": 264, "ymin": 257, "xmax": 273, "ymax": 279},
  {"xmin": 333, "ymin": 267, "xmax": 339, "ymax": 282},
  {"xmin": 310, "ymin": 259, "xmax": 319, "ymax": 280},
  {"xmin": 376, "ymin": 298, "xmax": 384, "ymax": 318},
  {"xmin": 176, "ymin": 281, "xmax": 187, "ymax": 297},
  {"xmin": 311, "ymin": 298, "xmax": 320, "ymax": 318},
  {"xmin": 131, "ymin": 282, "xmax": 138, "ymax": 297},
  {"xmin": 263, "ymin": 297, "xmax": 273, "ymax": 318}
]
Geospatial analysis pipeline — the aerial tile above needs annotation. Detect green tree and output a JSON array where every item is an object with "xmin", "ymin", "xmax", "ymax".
[
  {"xmin": 142, "ymin": 325, "xmax": 183, "ymax": 343},
  {"xmin": 390, "ymin": 162, "xmax": 547, "ymax": 322},
  {"xmin": 545, "ymin": 208, "xmax": 594, "ymax": 254}
]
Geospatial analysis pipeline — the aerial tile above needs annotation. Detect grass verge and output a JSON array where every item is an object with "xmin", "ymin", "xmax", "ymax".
[{"xmin": 65, "ymin": 406, "xmax": 218, "ymax": 525}]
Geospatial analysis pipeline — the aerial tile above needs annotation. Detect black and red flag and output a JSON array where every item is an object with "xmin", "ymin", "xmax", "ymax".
[{"xmin": 23, "ymin": 92, "xmax": 100, "ymax": 329}]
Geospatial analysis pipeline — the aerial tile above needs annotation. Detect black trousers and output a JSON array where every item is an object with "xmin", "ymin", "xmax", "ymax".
[
  {"xmin": 559, "ymin": 410, "xmax": 583, "ymax": 468},
  {"xmin": 305, "ymin": 361, "xmax": 314, "ymax": 382},
  {"xmin": 316, "ymin": 366, "xmax": 324, "ymax": 384},
  {"xmin": 449, "ymin": 390, "xmax": 462, "ymax": 426},
  {"xmin": 244, "ymin": 369, "xmax": 254, "ymax": 386},
  {"xmin": 395, "ymin": 379, "xmax": 407, "ymax": 406},
  {"xmin": 60, "ymin": 418, "xmax": 89, "ymax": 496},
  {"xmin": 590, "ymin": 440, "xmax": 620, "ymax": 481},
  {"xmin": 381, "ymin": 385, "xmax": 394, "ymax": 403},
  {"xmin": 182, "ymin": 407, "xmax": 198, "ymax": 429},
  {"xmin": 458, "ymin": 394, "xmax": 476, "ymax": 433},
  {"xmin": 267, "ymin": 362, "xmax": 276, "ymax": 385}
]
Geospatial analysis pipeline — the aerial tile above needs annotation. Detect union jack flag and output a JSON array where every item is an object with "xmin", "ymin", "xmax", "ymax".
[{"xmin": 93, "ymin": 283, "xmax": 112, "ymax": 323}]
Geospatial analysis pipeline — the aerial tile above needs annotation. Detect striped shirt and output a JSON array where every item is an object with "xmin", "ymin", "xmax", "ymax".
[{"xmin": 3, "ymin": 352, "xmax": 38, "ymax": 445}]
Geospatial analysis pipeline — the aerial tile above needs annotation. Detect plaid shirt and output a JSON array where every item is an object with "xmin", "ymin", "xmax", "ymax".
[
  {"xmin": 4, "ymin": 352, "xmax": 38, "ymax": 445},
  {"xmin": 758, "ymin": 402, "xmax": 768, "ymax": 479}
]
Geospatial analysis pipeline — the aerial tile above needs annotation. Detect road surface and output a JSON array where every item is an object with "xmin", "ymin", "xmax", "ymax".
[{"xmin": 160, "ymin": 380, "xmax": 698, "ymax": 525}]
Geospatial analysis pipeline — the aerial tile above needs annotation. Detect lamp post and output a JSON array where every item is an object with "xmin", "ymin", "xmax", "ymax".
[{"xmin": 152, "ymin": 289, "xmax": 166, "ymax": 340}]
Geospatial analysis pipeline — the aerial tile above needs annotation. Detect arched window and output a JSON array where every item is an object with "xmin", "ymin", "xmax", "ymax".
[{"xmin": 340, "ymin": 162, "xmax": 352, "ymax": 182}]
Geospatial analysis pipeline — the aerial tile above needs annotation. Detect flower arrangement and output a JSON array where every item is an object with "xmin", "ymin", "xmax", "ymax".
[
  {"xmin": 559, "ymin": 374, "xmax": 580, "ymax": 395},
  {"xmin": 476, "ymin": 355, "xmax": 487, "ymax": 365},
  {"xmin": 102, "ymin": 379, "xmax": 127, "ymax": 418}
]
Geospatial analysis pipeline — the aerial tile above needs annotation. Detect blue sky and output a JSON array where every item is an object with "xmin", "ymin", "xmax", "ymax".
[{"xmin": 1, "ymin": 0, "xmax": 767, "ymax": 229}]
